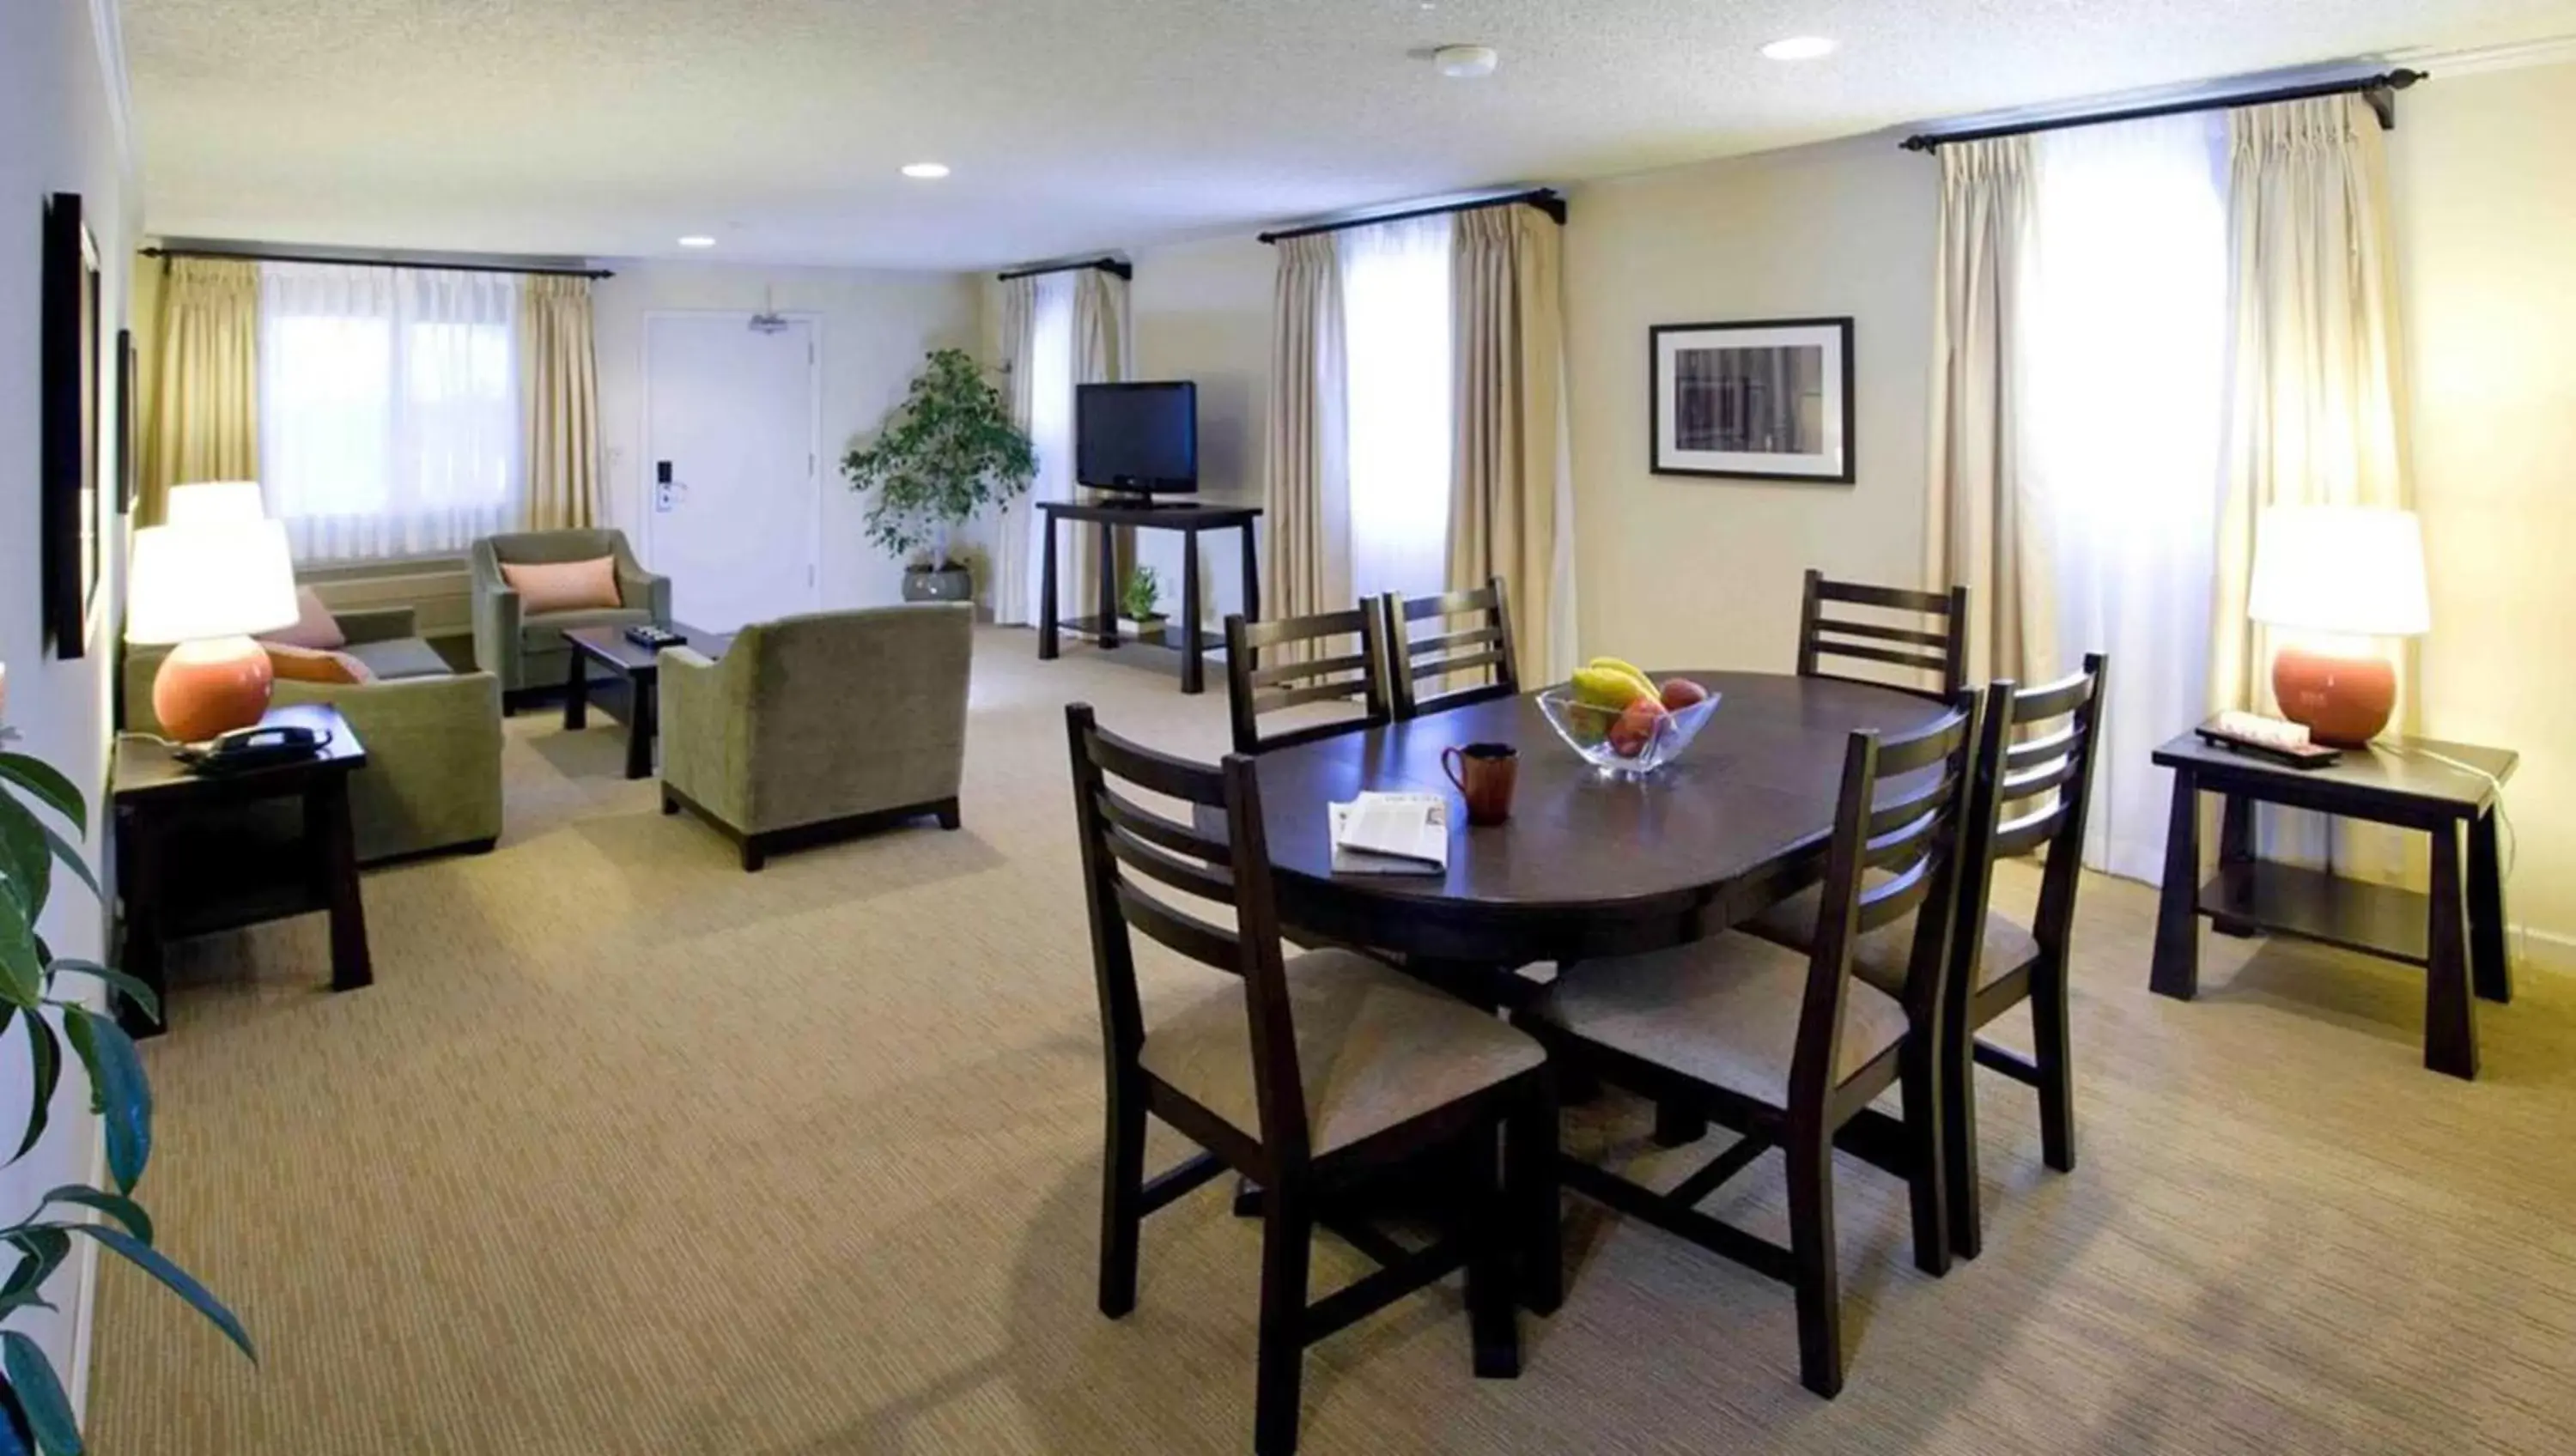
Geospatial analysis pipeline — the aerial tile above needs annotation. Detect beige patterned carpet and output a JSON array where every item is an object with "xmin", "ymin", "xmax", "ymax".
[{"xmin": 89, "ymin": 628, "xmax": 2576, "ymax": 1454}]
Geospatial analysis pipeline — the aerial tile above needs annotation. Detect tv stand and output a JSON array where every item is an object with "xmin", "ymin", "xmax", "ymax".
[{"xmin": 1036, "ymin": 499, "xmax": 1262, "ymax": 695}]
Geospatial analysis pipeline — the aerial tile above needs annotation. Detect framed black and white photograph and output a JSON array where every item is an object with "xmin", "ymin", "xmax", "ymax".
[
  {"xmin": 1649, "ymin": 317, "xmax": 1854, "ymax": 483},
  {"xmin": 40, "ymin": 191, "xmax": 103, "ymax": 658}
]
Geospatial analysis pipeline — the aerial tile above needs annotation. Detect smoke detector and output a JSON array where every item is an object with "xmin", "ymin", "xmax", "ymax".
[{"xmin": 1433, "ymin": 45, "xmax": 1498, "ymax": 79}]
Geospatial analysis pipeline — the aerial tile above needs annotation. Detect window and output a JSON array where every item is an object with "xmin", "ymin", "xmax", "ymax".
[
  {"xmin": 2025, "ymin": 113, "xmax": 2229, "ymax": 880},
  {"xmin": 1340, "ymin": 214, "xmax": 1454, "ymax": 602},
  {"xmin": 1020, "ymin": 271, "xmax": 1076, "ymax": 618},
  {"xmin": 258, "ymin": 263, "xmax": 522, "ymax": 561}
]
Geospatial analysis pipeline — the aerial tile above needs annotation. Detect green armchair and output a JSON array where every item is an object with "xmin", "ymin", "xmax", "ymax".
[
  {"xmin": 123, "ymin": 608, "xmax": 504, "ymax": 864},
  {"xmin": 469, "ymin": 529, "xmax": 671, "ymax": 709},
  {"xmin": 659, "ymin": 604, "xmax": 972, "ymax": 871}
]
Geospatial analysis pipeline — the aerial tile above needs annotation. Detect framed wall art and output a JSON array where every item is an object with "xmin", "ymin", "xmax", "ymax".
[
  {"xmin": 1649, "ymin": 316, "xmax": 1854, "ymax": 483},
  {"xmin": 41, "ymin": 191, "xmax": 103, "ymax": 658}
]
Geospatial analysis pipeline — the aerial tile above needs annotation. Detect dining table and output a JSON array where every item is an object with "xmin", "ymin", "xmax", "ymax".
[{"xmin": 1253, "ymin": 671, "xmax": 1953, "ymax": 974}]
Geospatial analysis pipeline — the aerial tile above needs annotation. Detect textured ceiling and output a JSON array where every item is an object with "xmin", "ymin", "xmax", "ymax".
[{"xmin": 125, "ymin": 0, "xmax": 2576, "ymax": 270}]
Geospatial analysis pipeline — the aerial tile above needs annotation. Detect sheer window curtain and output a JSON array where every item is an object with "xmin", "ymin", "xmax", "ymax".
[
  {"xmin": 1340, "ymin": 214, "xmax": 1455, "ymax": 602},
  {"xmin": 258, "ymin": 263, "xmax": 523, "ymax": 561},
  {"xmin": 2026, "ymin": 113, "xmax": 2231, "ymax": 882},
  {"xmin": 1072, "ymin": 270, "xmax": 1132, "ymax": 614},
  {"xmin": 1020, "ymin": 272, "xmax": 1078, "ymax": 622}
]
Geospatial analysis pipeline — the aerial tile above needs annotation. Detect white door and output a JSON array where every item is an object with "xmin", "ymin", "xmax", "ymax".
[{"xmin": 643, "ymin": 313, "xmax": 820, "ymax": 633}]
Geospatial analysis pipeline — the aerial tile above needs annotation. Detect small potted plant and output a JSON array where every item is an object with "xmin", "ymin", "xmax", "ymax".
[
  {"xmin": 842, "ymin": 348, "xmax": 1036, "ymax": 604},
  {"xmin": 1120, "ymin": 565, "xmax": 1168, "ymax": 642}
]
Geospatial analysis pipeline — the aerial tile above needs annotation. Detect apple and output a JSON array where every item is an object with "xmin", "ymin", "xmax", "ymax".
[
  {"xmin": 1660, "ymin": 677, "xmax": 1710, "ymax": 712},
  {"xmin": 1608, "ymin": 697, "xmax": 1669, "ymax": 757}
]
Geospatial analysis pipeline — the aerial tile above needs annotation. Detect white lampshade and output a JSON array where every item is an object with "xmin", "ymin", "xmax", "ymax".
[
  {"xmin": 125, "ymin": 519, "xmax": 300, "ymax": 646},
  {"xmin": 163, "ymin": 481, "xmax": 268, "ymax": 528},
  {"xmin": 2246, "ymin": 506, "xmax": 2432, "ymax": 638}
]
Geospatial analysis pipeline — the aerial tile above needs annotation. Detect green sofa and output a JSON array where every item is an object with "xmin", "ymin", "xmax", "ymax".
[
  {"xmin": 659, "ymin": 604, "xmax": 972, "ymax": 871},
  {"xmin": 469, "ymin": 529, "xmax": 671, "ymax": 709},
  {"xmin": 123, "ymin": 607, "xmax": 505, "ymax": 864}
]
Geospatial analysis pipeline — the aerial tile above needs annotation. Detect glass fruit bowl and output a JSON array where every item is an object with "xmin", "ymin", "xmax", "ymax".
[{"xmin": 1536, "ymin": 683, "xmax": 1722, "ymax": 779}]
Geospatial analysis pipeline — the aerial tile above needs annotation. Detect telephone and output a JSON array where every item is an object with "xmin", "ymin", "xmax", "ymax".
[
  {"xmin": 179, "ymin": 722, "xmax": 330, "ymax": 774},
  {"xmin": 2196, "ymin": 711, "xmax": 2341, "ymax": 769}
]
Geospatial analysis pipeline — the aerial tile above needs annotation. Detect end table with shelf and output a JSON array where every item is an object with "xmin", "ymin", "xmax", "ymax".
[
  {"xmin": 112, "ymin": 702, "xmax": 374, "ymax": 1036},
  {"xmin": 2149, "ymin": 730, "xmax": 2515, "ymax": 1080}
]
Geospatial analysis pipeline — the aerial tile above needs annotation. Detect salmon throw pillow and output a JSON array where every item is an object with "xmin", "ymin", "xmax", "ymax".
[{"xmin": 500, "ymin": 556, "xmax": 622, "ymax": 615}]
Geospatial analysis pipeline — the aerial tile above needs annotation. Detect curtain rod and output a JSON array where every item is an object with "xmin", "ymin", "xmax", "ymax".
[
  {"xmin": 139, "ymin": 245, "xmax": 612, "ymax": 280},
  {"xmin": 1257, "ymin": 187, "xmax": 1567, "ymax": 245},
  {"xmin": 995, "ymin": 257, "xmax": 1133, "ymax": 282},
  {"xmin": 1901, "ymin": 68, "xmax": 2426, "ymax": 152}
]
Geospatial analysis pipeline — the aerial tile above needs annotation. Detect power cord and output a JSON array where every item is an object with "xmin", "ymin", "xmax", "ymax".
[{"xmin": 2375, "ymin": 737, "xmax": 2523, "ymax": 970}]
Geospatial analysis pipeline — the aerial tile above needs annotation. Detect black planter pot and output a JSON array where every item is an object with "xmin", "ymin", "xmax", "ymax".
[{"xmin": 903, "ymin": 566, "xmax": 974, "ymax": 604}]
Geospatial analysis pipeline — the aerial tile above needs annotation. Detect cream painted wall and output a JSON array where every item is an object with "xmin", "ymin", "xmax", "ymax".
[
  {"xmin": 1562, "ymin": 136, "xmax": 1937, "ymax": 676},
  {"xmin": 1127, "ymin": 237, "xmax": 1273, "ymax": 627},
  {"xmin": 2388, "ymin": 56, "xmax": 2576, "ymax": 963},
  {"xmin": 2, "ymin": 0, "xmax": 137, "ymax": 1410},
  {"xmin": 592, "ymin": 262, "xmax": 979, "ymax": 611}
]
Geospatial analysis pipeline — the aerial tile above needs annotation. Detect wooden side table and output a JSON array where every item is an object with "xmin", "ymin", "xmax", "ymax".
[
  {"xmin": 1035, "ymin": 500, "xmax": 1262, "ymax": 695},
  {"xmin": 112, "ymin": 703, "xmax": 373, "ymax": 1036},
  {"xmin": 2148, "ymin": 731, "xmax": 2516, "ymax": 1080},
  {"xmin": 563, "ymin": 622, "xmax": 732, "ymax": 780}
]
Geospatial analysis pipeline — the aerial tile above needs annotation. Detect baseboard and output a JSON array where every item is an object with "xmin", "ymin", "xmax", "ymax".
[{"xmin": 2513, "ymin": 925, "xmax": 2576, "ymax": 976}]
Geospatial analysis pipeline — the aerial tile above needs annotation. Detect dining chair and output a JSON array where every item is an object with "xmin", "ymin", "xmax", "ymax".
[
  {"xmin": 1745, "ymin": 656, "xmax": 2106, "ymax": 1261},
  {"xmin": 1064, "ymin": 703, "xmax": 1558, "ymax": 1456},
  {"xmin": 1796, "ymin": 568, "xmax": 1971, "ymax": 700},
  {"xmin": 1222, "ymin": 605, "xmax": 1394, "ymax": 755},
  {"xmin": 1381, "ymin": 577, "xmax": 1520, "ymax": 719},
  {"xmin": 1521, "ymin": 691, "xmax": 1982, "ymax": 1398}
]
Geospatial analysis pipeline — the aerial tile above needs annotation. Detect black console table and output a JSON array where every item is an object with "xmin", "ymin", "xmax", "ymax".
[
  {"xmin": 2148, "ymin": 730, "xmax": 2517, "ymax": 1080},
  {"xmin": 1036, "ymin": 500, "xmax": 1262, "ymax": 695}
]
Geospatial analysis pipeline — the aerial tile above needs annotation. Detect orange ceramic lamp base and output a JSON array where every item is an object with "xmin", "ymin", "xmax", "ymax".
[
  {"xmin": 2270, "ymin": 645, "xmax": 2394, "ymax": 747},
  {"xmin": 153, "ymin": 636, "xmax": 275, "ymax": 743}
]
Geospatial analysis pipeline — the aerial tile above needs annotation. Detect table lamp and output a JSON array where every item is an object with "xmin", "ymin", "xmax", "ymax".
[
  {"xmin": 163, "ymin": 480, "xmax": 267, "ymax": 528},
  {"xmin": 125, "ymin": 518, "xmax": 300, "ymax": 743},
  {"xmin": 2245, "ymin": 505, "xmax": 2430, "ymax": 745}
]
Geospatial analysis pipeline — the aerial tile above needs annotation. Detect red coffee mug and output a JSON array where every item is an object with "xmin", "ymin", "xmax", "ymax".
[{"xmin": 1442, "ymin": 742, "xmax": 1520, "ymax": 827}]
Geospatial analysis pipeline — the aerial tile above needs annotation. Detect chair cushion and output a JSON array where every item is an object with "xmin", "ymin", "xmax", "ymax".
[
  {"xmin": 522, "ymin": 607, "xmax": 650, "ymax": 652},
  {"xmin": 1746, "ymin": 885, "xmax": 2040, "ymax": 1000},
  {"xmin": 259, "ymin": 586, "xmax": 347, "ymax": 651},
  {"xmin": 341, "ymin": 637, "xmax": 454, "ymax": 682},
  {"xmin": 1139, "ymin": 949, "xmax": 1544, "ymax": 1156},
  {"xmin": 501, "ymin": 555, "xmax": 622, "ymax": 614},
  {"xmin": 1527, "ymin": 933, "xmax": 1909, "ymax": 1107},
  {"xmin": 264, "ymin": 643, "xmax": 374, "ymax": 686}
]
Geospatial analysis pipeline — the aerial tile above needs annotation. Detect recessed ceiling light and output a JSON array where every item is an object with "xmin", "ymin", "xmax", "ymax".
[
  {"xmin": 1433, "ymin": 44, "xmax": 1498, "ymax": 79},
  {"xmin": 1760, "ymin": 36, "xmax": 1837, "ymax": 61},
  {"xmin": 901, "ymin": 161, "xmax": 951, "ymax": 179},
  {"xmin": 677, "ymin": 235, "xmax": 716, "ymax": 248}
]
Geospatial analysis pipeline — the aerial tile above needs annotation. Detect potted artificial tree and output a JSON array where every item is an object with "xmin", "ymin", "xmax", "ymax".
[
  {"xmin": 0, "ymin": 687, "xmax": 253, "ymax": 1451},
  {"xmin": 841, "ymin": 348, "xmax": 1037, "ymax": 604}
]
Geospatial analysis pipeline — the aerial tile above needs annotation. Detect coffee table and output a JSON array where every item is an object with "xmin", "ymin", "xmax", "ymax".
[{"xmin": 563, "ymin": 622, "xmax": 733, "ymax": 780}]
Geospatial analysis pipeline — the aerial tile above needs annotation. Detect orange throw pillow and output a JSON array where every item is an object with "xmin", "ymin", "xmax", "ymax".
[
  {"xmin": 500, "ymin": 556, "xmax": 622, "ymax": 615},
  {"xmin": 259, "ymin": 586, "xmax": 347, "ymax": 650},
  {"xmin": 264, "ymin": 644, "xmax": 374, "ymax": 686}
]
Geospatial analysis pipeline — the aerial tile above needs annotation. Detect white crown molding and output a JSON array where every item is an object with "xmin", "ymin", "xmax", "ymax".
[{"xmin": 2389, "ymin": 33, "xmax": 2576, "ymax": 76}]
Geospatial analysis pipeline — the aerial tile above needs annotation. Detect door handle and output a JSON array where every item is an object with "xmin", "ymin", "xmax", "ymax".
[{"xmin": 655, "ymin": 460, "xmax": 679, "ymax": 513}]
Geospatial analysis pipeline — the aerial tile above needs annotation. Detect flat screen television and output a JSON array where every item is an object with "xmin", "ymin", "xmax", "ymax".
[{"xmin": 1076, "ymin": 381, "xmax": 1197, "ymax": 494}]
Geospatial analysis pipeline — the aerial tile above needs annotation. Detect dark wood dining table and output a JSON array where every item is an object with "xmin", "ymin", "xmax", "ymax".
[{"xmin": 1253, "ymin": 672, "xmax": 1952, "ymax": 969}]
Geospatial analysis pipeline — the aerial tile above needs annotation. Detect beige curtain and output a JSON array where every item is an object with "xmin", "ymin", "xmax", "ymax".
[
  {"xmin": 991, "ymin": 276, "xmax": 1041, "ymax": 625},
  {"xmin": 2209, "ymin": 94, "xmax": 2414, "ymax": 721},
  {"xmin": 140, "ymin": 258, "xmax": 260, "ymax": 527},
  {"xmin": 2208, "ymin": 95, "xmax": 2414, "ymax": 879},
  {"xmin": 520, "ymin": 275, "xmax": 602, "ymax": 531},
  {"xmin": 1923, "ymin": 134, "xmax": 2056, "ymax": 684},
  {"xmin": 1448, "ymin": 205, "xmax": 1576, "ymax": 682},
  {"xmin": 1262, "ymin": 234, "xmax": 1350, "ymax": 633},
  {"xmin": 1072, "ymin": 270, "xmax": 1132, "ymax": 612}
]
